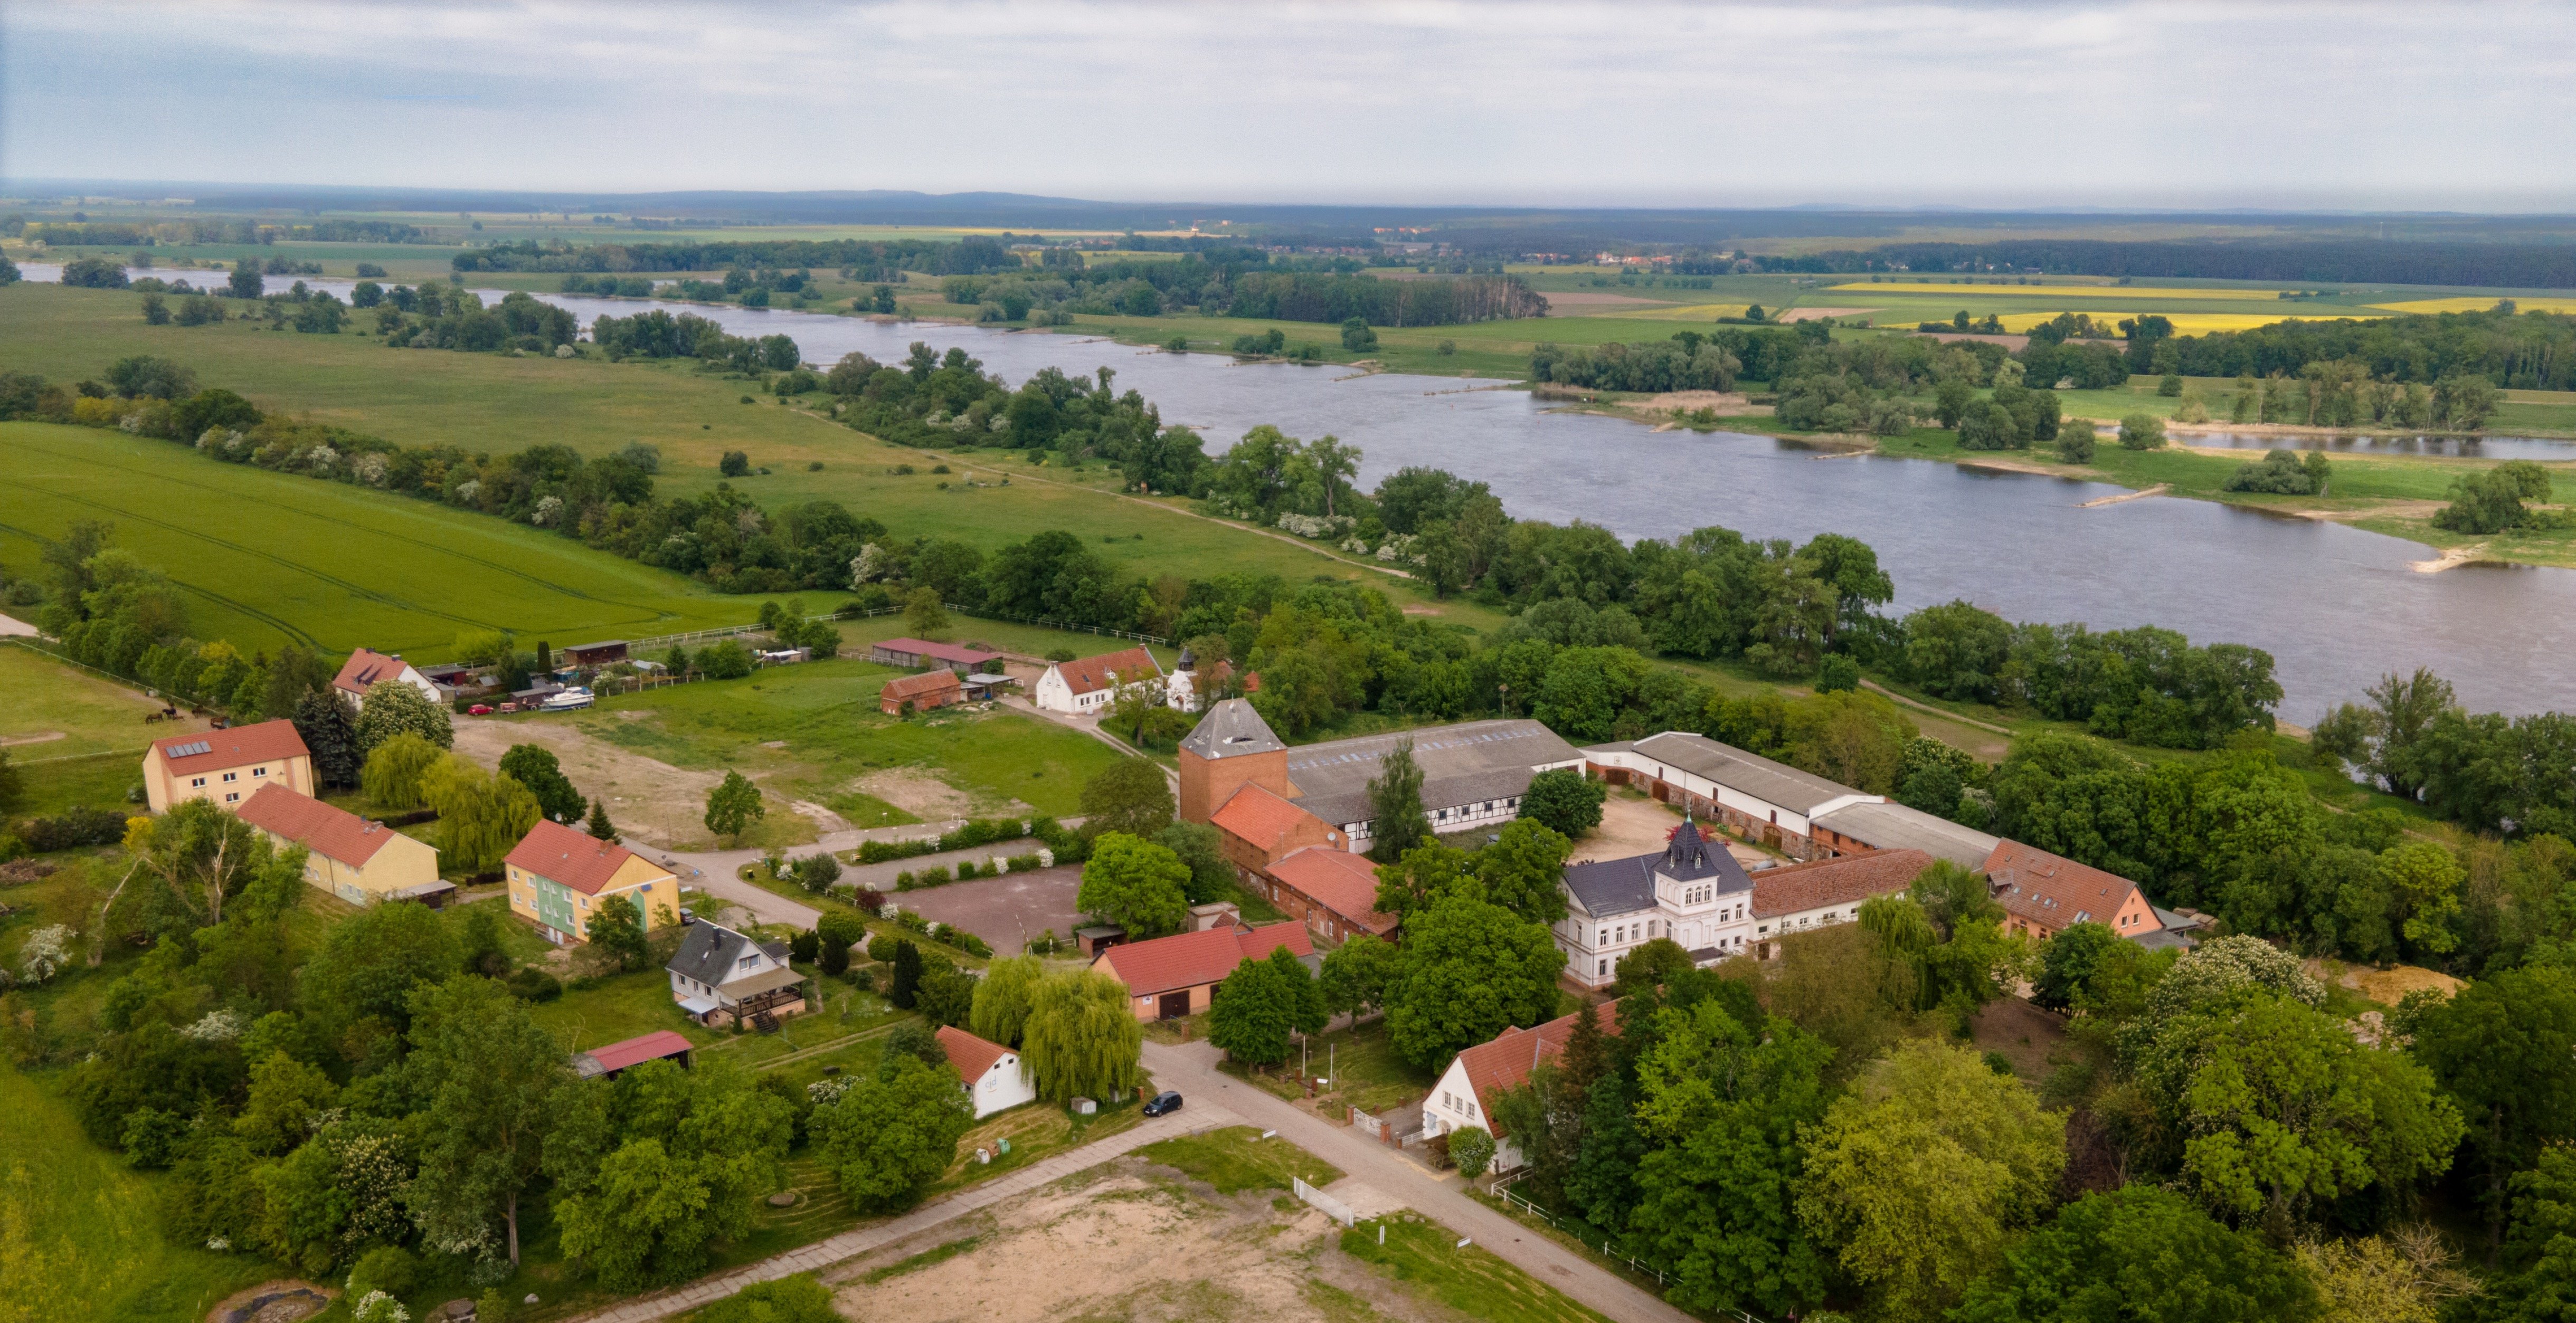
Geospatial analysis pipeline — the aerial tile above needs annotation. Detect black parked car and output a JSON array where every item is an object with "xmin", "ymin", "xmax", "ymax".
[{"xmin": 1142, "ymin": 1090, "xmax": 1183, "ymax": 1117}]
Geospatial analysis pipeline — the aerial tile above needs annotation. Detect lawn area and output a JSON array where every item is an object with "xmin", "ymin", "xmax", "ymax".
[
  {"xmin": 0, "ymin": 643, "xmax": 198, "ymax": 758},
  {"xmin": 524, "ymin": 963, "xmax": 723, "ymax": 1054},
  {"xmin": 1342, "ymin": 1212, "xmax": 1614, "ymax": 1323},
  {"xmin": 563, "ymin": 657, "xmax": 1129, "ymax": 818},
  {"xmin": 0, "ymin": 1062, "xmax": 274, "ymax": 1323},
  {"xmin": 0, "ymin": 420, "xmax": 754, "ymax": 657},
  {"xmin": 10, "ymin": 748, "xmax": 140, "ymax": 818},
  {"xmin": 1137, "ymin": 1125, "xmax": 1344, "ymax": 1194},
  {"xmin": 1306, "ymin": 1020, "xmax": 1435, "ymax": 1116}
]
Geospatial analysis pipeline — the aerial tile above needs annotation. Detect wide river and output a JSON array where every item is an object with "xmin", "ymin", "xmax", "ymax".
[{"xmin": 27, "ymin": 263, "xmax": 2576, "ymax": 720}]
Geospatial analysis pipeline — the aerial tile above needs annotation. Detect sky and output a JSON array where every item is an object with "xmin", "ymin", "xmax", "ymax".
[{"xmin": 5, "ymin": 0, "xmax": 2573, "ymax": 211}]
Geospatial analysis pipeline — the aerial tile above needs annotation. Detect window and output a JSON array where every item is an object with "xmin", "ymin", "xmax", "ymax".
[
  {"xmin": 579, "ymin": 896, "xmax": 590, "ymax": 909},
  {"xmin": 222, "ymin": 772, "xmax": 238, "ymax": 783},
  {"xmin": 190, "ymin": 776, "xmax": 206, "ymax": 787},
  {"xmin": 224, "ymin": 792, "xmax": 240, "ymax": 803},
  {"xmin": 1597, "ymin": 958, "xmax": 1609, "ymax": 975},
  {"xmin": 251, "ymin": 766, "xmax": 266, "ymax": 777}
]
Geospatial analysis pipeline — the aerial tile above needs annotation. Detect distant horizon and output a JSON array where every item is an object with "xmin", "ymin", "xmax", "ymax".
[
  {"xmin": 8, "ymin": 1, "xmax": 2572, "ymax": 212},
  {"xmin": 7, "ymin": 180, "xmax": 2573, "ymax": 225}
]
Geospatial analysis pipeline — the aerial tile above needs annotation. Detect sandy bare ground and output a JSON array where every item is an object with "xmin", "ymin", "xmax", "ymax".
[
  {"xmin": 450, "ymin": 718, "xmax": 844, "ymax": 849},
  {"xmin": 2079, "ymin": 483, "xmax": 2169, "ymax": 507},
  {"xmin": 850, "ymin": 768, "xmax": 986, "ymax": 820},
  {"xmin": 1774, "ymin": 307, "xmax": 1874, "ymax": 322},
  {"xmin": 1630, "ymin": 389, "xmax": 1763, "ymax": 416},
  {"xmin": 2307, "ymin": 958, "xmax": 2464, "ymax": 1005},
  {"xmin": 829, "ymin": 1163, "xmax": 1442, "ymax": 1323},
  {"xmin": 1970, "ymin": 996, "xmax": 2070, "ymax": 1085},
  {"xmin": 1571, "ymin": 789, "xmax": 1769, "ymax": 870}
]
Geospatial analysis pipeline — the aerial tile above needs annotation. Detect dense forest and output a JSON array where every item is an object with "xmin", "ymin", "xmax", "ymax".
[
  {"xmin": 454, "ymin": 234, "xmax": 1025, "ymax": 276},
  {"xmin": 1745, "ymin": 237, "xmax": 2576, "ymax": 288}
]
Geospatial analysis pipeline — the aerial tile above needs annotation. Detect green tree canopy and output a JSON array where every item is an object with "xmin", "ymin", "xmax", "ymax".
[
  {"xmin": 359, "ymin": 731, "xmax": 442, "ymax": 811},
  {"xmin": 1385, "ymin": 891, "xmax": 1565, "ymax": 1070},
  {"xmin": 352, "ymin": 679, "xmax": 453, "ymax": 753},
  {"xmin": 1365, "ymin": 738, "xmax": 1434, "ymax": 863},
  {"xmin": 1953, "ymin": 1185, "xmax": 2319, "ymax": 1323},
  {"xmin": 1474, "ymin": 818, "xmax": 1574, "ymax": 926},
  {"xmin": 422, "ymin": 755, "xmax": 543, "ymax": 874},
  {"xmin": 2410, "ymin": 965, "xmax": 2576, "ymax": 1242},
  {"xmin": 1516, "ymin": 767, "xmax": 1607, "ymax": 839},
  {"xmin": 704, "ymin": 769, "xmax": 765, "ymax": 844},
  {"xmin": 304, "ymin": 897, "xmax": 462, "ymax": 1034},
  {"xmin": 1079, "ymin": 757, "xmax": 1176, "ymax": 841},
  {"xmin": 970, "ymin": 954, "xmax": 1047, "ymax": 1047},
  {"xmin": 1797, "ymin": 1041, "xmax": 2067, "ymax": 1322},
  {"xmin": 402, "ymin": 975, "xmax": 571, "ymax": 1268},
  {"xmin": 1075, "ymin": 832, "xmax": 1192, "ymax": 937},
  {"xmin": 549, "ymin": 1057, "xmax": 793, "ymax": 1289},
  {"xmin": 586, "ymin": 894, "xmax": 648, "ymax": 971},
  {"xmin": 812, "ymin": 1054, "xmax": 972, "ymax": 1211},
  {"xmin": 1021, "ymin": 969, "xmax": 1144, "ymax": 1102},
  {"xmin": 499, "ymin": 744, "xmax": 586, "ymax": 824}
]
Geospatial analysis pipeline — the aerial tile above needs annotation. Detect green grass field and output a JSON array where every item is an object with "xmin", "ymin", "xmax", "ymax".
[
  {"xmin": 0, "ymin": 644, "xmax": 175, "ymax": 757},
  {"xmin": 0, "ymin": 421, "xmax": 753, "ymax": 656},
  {"xmin": 0, "ymin": 284, "xmax": 1429, "ymax": 614},
  {"xmin": 1341, "ymin": 1213, "xmax": 1614, "ymax": 1323},
  {"xmin": 1137, "ymin": 1126, "xmax": 1344, "ymax": 1194},
  {"xmin": 556, "ymin": 656, "xmax": 1128, "ymax": 817},
  {"xmin": 0, "ymin": 1063, "xmax": 273, "ymax": 1322}
]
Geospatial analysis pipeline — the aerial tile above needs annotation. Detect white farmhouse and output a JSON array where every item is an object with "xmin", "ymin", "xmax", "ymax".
[
  {"xmin": 1421, "ymin": 1008, "xmax": 1616, "ymax": 1172},
  {"xmin": 1033, "ymin": 646, "xmax": 1163, "ymax": 715},
  {"xmin": 329, "ymin": 648, "xmax": 443, "ymax": 710},
  {"xmin": 937, "ymin": 1025, "xmax": 1037, "ymax": 1118}
]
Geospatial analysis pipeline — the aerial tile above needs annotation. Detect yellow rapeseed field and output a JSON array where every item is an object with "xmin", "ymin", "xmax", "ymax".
[
  {"xmin": 1991, "ymin": 310, "xmax": 2381, "ymax": 335},
  {"xmin": 1829, "ymin": 281, "xmax": 2296, "ymax": 300}
]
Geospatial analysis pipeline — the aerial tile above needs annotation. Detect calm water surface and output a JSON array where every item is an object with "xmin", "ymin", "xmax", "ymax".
[{"xmin": 30, "ymin": 264, "xmax": 2576, "ymax": 719}]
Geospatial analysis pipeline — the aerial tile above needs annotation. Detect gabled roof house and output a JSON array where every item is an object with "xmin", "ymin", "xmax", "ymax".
[
  {"xmin": 143, "ymin": 719, "xmax": 313, "ymax": 813},
  {"xmin": 1091, "ymin": 920, "xmax": 1315, "ymax": 1020},
  {"xmin": 667, "ymin": 921, "xmax": 809, "ymax": 1029},
  {"xmin": 1033, "ymin": 646, "xmax": 1163, "ymax": 714},
  {"xmin": 233, "ymin": 782, "xmax": 446, "ymax": 907},
  {"xmin": 937, "ymin": 1025, "xmax": 1038, "ymax": 1118}
]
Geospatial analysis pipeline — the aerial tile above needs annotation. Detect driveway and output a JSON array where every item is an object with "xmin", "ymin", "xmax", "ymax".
[{"xmin": 1139, "ymin": 1038, "xmax": 1694, "ymax": 1323}]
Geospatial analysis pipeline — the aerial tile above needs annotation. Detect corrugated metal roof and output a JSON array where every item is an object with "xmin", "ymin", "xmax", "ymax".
[
  {"xmin": 1812, "ymin": 801, "xmax": 2001, "ymax": 869},
  {"xmin": 1618, "ymin": 732, "xmax": 1864, "ymax": 815}
]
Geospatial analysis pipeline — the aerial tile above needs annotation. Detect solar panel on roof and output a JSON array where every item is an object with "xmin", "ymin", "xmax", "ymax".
[{"xmin": 167, "ymin": 740, "xmax": 212, "ymax": 758}]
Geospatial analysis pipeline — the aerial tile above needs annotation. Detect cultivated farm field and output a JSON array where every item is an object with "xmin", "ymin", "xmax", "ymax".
[{"xmin": 0, "ymin": 421, "xmax": 753, "ymax": 656}]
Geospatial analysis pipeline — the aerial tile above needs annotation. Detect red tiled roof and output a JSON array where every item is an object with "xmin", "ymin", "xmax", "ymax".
[
  {"xmin": 233, "ymin": 783, "xmax": 418, "ymax": 868},
  {"xmin": 1751, "ymin": 849, "xmax": 1933, "ymax": 919},
  {"xmin": 505, "ymin": 818, "xmax": 665, "ymax": 896},
  {"xmin": 582, "ymin": 1030, "xmax": 694, "ymax": 1074},
  {"xmin": 1983, "ymin": 839, "xmax": 2140, "ymax": 930},
  {"xmin": 1052, "ymin": 646, "xmax": 1161, "ymax": 697},
  {"xmin": 1211, "ymin": 783, "xmax": 1327, "ymax": 854},
  {"xmin": 331, "ymin": 648, "xmax": 414, "ymax": 698},
  {"xmin": 1094, "ymin": 921, "xmax": 1314, "ymax": 998},
  {"xmin": 882, "ymin": 670, "xmax": 963, "ymax": 701},
  {"xmin": 874, "ymin": 637, "xmax": 999, "ymax": 667},
  {"xmin": 1266, "ymin": 846, "xmax": 1396, "ymax": 936},
  {"xmin": 936, "ymin": 1025, "xmax": 1015, "ymax": 1082},
  {"xmin": 1454, "ymin": 1006, "xmax": 1621, "ymax": 1133},
  {"xmin": 151, "ymin": 718, "xmax": 310, "ymax": 769}
]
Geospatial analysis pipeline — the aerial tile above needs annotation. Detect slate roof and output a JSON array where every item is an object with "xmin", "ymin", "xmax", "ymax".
[
  {"xmin": 936, "ymin": 1025, "xmax": 1016, "ymax": 1083},
  {"xmin": 505, "ymin": 820, "xmax": 665, "ymax": 896},
  {"xmin": 667, "ymin": 921, "xmax": 793, "ymax": 990},
  {"xmin": 152, "ymin": 718, "xmax": 310, "ymax": 769},
  {"xmin": 1093, "ymin": 921, "xmax": 1314, "ymax": 998},
  {"xmin": 1266, "ymin": 846, "xmax": 1397, "ymax": 936},
  {"xmin": 1562, "ymin": 820, "xmax": 1753, "ymax": 919},
  {"xmin": 1284, "ymin": 720, "xmax": 1581, "ymax": 807},
  {"xmin": 331, "ymin": 648, "xmax": 416, "ymax": 698},
  {"xmin": 1812, "ymin": 801, "xmax": 2001, "ymax": 869},
  {"xmin": 233, "ymin": 783, "xmax": 420, "ymax": 868},
  {"xmin": 1211, "ymin": 783, "xmax": 1329, "ymax": 854},
  {"xmin": 1180, "ymin": 699, "xmax": 1286, "ymax": 760},
  {"xmin": 1983, "ymin": 839, "xmax": 2142, "ymax": 930},
  {"xmin": 1051, "ymin": 646, "xmax": 1162, "ymax": 697},
  {"xmin": 1618, "ymin": 731, "xmax": 1869, "ymax": 815},
  {"xmin": 1751, "ymin": 849, "xmax": 1934, "ymax": 919},
  {"xmin": 1452, "ymin": 1007, "xmax": 1621, "ymax": 1134}
]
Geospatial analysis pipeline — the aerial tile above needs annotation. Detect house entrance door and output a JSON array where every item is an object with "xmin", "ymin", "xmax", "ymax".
[{"xmin": 1159, "ymin": 989, "xmax": 1192, "ymax": 1019}]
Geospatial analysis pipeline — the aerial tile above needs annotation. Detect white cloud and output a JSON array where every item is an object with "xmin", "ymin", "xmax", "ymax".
[{"xmin": 5, "ymin": 0, "xmax": 2571, "ymax": 208}]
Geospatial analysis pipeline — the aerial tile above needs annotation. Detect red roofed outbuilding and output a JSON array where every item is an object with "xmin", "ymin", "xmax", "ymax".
[
  {"xmin": 1210, "ymin": 782, "xmax": 1344, "ymax": 878},
  {"xmin": 880, "ymin": 669, "xmax": 964, "ymax": 715},
  {"xmin": 573, "ymin": 1030, "xmax": 695, "ymax": 1080},
  {"xmin": 1259, "ymin": 845, "xmax": 1397, "ymax": 943},
  {"xmin": 937, "ymin": 1025, "xmax": 1038, "ymax": 1117},
  {"xmin": 1982, "ymin": 839, "xmax": 2160, "ymax": 943},
  {"xmin": 1091, "ymin": 920, "xmax": 1315, "ymax": 1021}
]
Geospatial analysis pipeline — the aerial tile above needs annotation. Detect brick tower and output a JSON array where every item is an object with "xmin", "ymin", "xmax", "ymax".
[{"xmin": 1177, "ymin": 698, "xmax": 1292, "ymax": 823}]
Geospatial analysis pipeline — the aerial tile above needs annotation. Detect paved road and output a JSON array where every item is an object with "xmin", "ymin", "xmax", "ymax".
[
  {"xmin": 564, "ymin": 1098, "xmax": 1239, "ymax": 1322},
  {"xmin": 1141, "ymin": 1038, "xmax": 1694, "ymax": 1323}
]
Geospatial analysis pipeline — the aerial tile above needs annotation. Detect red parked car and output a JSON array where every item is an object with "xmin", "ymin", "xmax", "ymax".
[{"xmin": 467, "ymin": 704, "xmax": 494, "ymax": 716}]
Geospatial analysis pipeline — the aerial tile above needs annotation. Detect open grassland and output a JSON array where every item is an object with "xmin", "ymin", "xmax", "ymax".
[
  {"xmin": 0, "ymin": 421, "xmax": 752, "ymax": 656},
  {"xmin": 553, "ymin": 657, "xmax": 1128, "ymax": 818},
  {"xmin": 0, "ymin": 643, "xmax": 207, "ymax": 757},
  {"xmin": 0, "ymin": 284, "xmax": 1421, "ymax": 605},
  {"xmin": 0, "ymin": 1063, "xmax": 272, "ymax": 1323}
]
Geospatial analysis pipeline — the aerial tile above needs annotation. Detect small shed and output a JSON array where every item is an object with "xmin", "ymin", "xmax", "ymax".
[
  {"xmin": 573, "ymin": 1030, "xmax": 694, "ymax": 1080},
  {"xmin": 962, "ymin": 672, "xmax": 1018, "ymax": 700},
  {"xmin": 870, "ymin": 637, "xmax": 1001, "ymax": 671},
  {"xmin": 1074, "ymin": 924, "xmax": 1128, "ymax": 958},
  {"xmin": 882, "ymin": 669, "xmax": 964, "ymax": 715},
  {"xmin": 564, "ymin": 641, "xmax": 630, "ymax": 666}
]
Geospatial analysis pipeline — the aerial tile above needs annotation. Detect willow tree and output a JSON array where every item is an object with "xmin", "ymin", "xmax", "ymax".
[
  {"xmin": 423, "ymin": 755, "xmax": 541, "ymax": 874},
  {"xmin": 970, "ymin": 955, "xmax": 1046, "ymax": 1048},
  {"xmin": 1021, "ymin": 969, "xmax": 1143, "ymax": 1103}
]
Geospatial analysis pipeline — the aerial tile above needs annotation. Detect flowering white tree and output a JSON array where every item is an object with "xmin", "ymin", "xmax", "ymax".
[{"xmin": 16, "ymin": 925, "xmax": 74, "ymax": 984}]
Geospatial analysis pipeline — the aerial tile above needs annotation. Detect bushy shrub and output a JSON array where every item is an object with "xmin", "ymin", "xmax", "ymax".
[
  {"xmin": 505, "ymin": 967, "xmax": 562, "ymax": 1002},
  {"xmin": 18, "ymin": 805, "xmax": 128, "ymax": 853}
]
